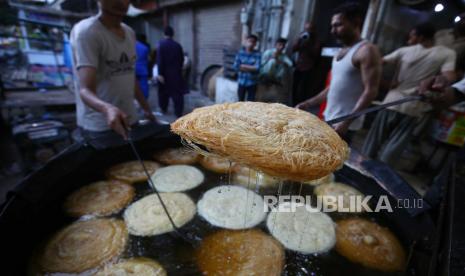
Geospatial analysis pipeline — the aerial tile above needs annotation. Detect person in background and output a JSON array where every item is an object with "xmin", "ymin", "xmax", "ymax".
[
  {"xmin": 70, "ymin": 0, "xmax": 156, "ymax": 140},
  {"xmin": 182, "ymin": 52, "xmax": 191, "ymax": 87},
  {"xmin": 452, "ymin": 16, "xmax": 465, "ymax": 79},
  {"xmin": 296, "ymin": 3, "xmax": 381, "ymax": 142},
  {"xmin": 157, "ymin": 26, "xmax": 186, "ymax": 117},
  {"xmin": 362, "ymin": 23, "xmax": 456, "ymax": 166},
  {"xmin": 386, "ymin": 27, "xmax": 419, "ymax": 90},
  {"xmin": 136, "ymin": 33, "xmax": 150, "ymax": 99},
  {"xmin": 260, "ymin": 38, "xmax": 293, "ymax": 85},
  {"xmin": 407, "ymin": 27, "xmax": 420, "ymax": 46},
  {"xmin": 233, "ymin": 34, "xmax": 261, "ymax": 101},
  {"xmin": 292, "ymin": 22, "xmax": 321, "ymax": 105}
]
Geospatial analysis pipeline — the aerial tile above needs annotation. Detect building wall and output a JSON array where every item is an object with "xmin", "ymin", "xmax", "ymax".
[
  {"xmin": 194, "ymin": 1, "xmax": 243, "ymax": 86},
  {"xmin": 138, "ymin": 0, "xmax": 243, "ymax": 88},
  {"xmin": 282, "ymin": 0, "xmax": 313, "ymax": 44},
  {"xmin": 374, "ymin": 1, "xmax": 462, "ymax": 55},
  {"xmin": 374, "ymin": 2, "xmax": 429, "ymax": 54},
  {"xmin": 170, "ymin": 8, "xmax": 195, "ymax": 58}
]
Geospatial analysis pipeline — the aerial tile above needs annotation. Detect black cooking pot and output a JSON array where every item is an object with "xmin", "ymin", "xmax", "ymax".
[{"xmin": 0, "ymin": 124, "xmax": 438, "ymax": 275}]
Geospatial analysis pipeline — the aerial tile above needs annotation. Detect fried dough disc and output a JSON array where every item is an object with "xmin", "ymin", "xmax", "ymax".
[
  {"xmin": 37, "ymin": 219, "xmax": 128, "ymax": 274},
  {"xmin": 124, "ymin": 193, "xmax": 196, "ymax": 236},
  {"xmin": 95, "ymin": 257, "xmax": 167, "ymax": 276},
  {"xmin": 64, "ymin": 180, "xmax": 135, "ymax": 217},
  {"xmin": 151, "ymin": 165, "xmax": 204, "ymax": 192},
  {"xmin": 154, "ymin": 147, "xmax": 199, "ymax": 165},
  {"xmin": 314, "ymin": 182, "xmax": 366, "ymax": 212},
  {"xmin": 106, "ymin": 161, "xmax": 162, "ymax": 183},
  {"xmin": 197, "ymin": 229, "xmax": 284, "ymax": 276},
  {"xmin": 197, "ymin": 185, "xmax": 266, "ymax": 230},
  {"xmin": 303, "ymin": 173, "xmax": 335, "ymax": 186},
  {"xmin": 199, "ymin": 155, "xmax": 232, "ymax": 174},
  {"xmin": 336, "ymin": 218, "xmax": 406, "ymax": 272},
  {"xmin": 232, "ymin": 164, "xmax": 280, "ymax": 189},
  {"xmin": 266, "ymin": 202, "xmax": 336, "ymax": 254}
]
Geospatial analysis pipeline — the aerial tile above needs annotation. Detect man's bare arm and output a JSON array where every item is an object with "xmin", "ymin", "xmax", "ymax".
[
  {"xmin": 295, "ymin": 87, "xmax": 329, "ymax": 109},
  {"xmin": 77, "ymin": 66, "xmax": 129, "ymax": 139},
  {"xmin": 333, "ymin": 43, "xmax": 381, "ymax": 134},
  {"xmin": 442, "ymin": 70, "xmax": 456, "ymax": 83},
  {"xmin": 419, "ymin": 75, "xmax": 465, "ymax": 109},
  {"xmin": 134, "ymin": 80, "xmax": 156, "ymax": 121},
  {"xmin": 240, "ymin": 64, "xmax": 259, "ymax": 72},
  {"xmin": 353, "ymin": 43, "xmax": 381, "ymax": 113}
]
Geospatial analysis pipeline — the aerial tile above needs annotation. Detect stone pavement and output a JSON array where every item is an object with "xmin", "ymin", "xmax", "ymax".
[{"xmin": 146, "ymin": 85, "xmax": 214, "ymax": 124}]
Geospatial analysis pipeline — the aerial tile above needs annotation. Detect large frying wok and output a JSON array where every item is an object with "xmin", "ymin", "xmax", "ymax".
[{"xmin": 0, "ymin": 124, "xmax": 440, "ymax": 275}]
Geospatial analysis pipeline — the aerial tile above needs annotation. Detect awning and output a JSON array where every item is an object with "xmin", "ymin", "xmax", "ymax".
[{"xmin": 127, "ymin": 1, "xmax": 158, "ymax": 17}]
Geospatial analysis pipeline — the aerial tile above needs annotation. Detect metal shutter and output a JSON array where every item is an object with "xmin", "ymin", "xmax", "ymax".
[{"xmin": 194, "ymin": 1, "xmax": 243, "ymax": 85}]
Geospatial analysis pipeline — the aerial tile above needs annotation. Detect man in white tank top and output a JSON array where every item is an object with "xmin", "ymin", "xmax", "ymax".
[{"xmin": 296, "ymin": 3, "xmax": 381, "ymax": 142}]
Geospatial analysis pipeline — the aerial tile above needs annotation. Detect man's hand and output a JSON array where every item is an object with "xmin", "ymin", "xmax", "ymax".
[
  {"xmin": 333, "ymin": 121, "xmax": 350, "ymax": 137},
  {"xmin": 295, "ymin": 101, "xmax": 309, "ymax": 110},
  {"xmin": 239, "ymin": 64, "xmax": 252, "ymax": 72},
  {"xmin": 157, "ymin": 75, "xmax": 165, "ymax": 84},
  {"xmin": 419, "ymin": 75, "xmax": 461, "ymax": 108},
  {"xmin": 240, "ymin": 64, "xmax": 259, "ymax": 72},
  {"xmin": 104, "ymin": 105, "xmax": 130, "ymax": 140},
  {"xmin": 419, "ymin": 75, "xmax": 449, "ymax": 93},
  {"xmin": 419, "ymin": 75, "xmax": 449, "ymax": 102}
]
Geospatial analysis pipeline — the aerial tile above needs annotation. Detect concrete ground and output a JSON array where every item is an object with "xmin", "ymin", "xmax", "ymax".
[{"xmin": 147, "ymin": 85, "xmax": 214, "ymax": 124}]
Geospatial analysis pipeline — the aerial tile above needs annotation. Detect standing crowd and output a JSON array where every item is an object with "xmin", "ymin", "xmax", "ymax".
[
  {"xmin": 70, "ymin": 0, "xmax": 465, "ymax": 168},
  {"xmin": 234, "ymin": 2, "xmax": 465, "ymax": 168}
]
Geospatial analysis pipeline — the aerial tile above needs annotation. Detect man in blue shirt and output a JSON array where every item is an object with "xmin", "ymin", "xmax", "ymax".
[
  {"xmin": 136, "ymin": 33, "xmax": 150, "ymax": 99},
  {"xmin": 233, "ymin": 34, "xmax": 261, "ymax": 101}
]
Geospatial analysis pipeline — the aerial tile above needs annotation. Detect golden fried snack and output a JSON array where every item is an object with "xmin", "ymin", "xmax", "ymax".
[
  {"xmin": 199, "ymin": 155, "xmax": 233, "ymax": 174},
  {"xmin": 197, "ymin": 229, "xmax": 284, "ymax": 276},
  {"xmin": 106, "ymin": 161, "xmax": 161, "ymax": 183},
  {"xmin": 171, "ymin": 102, "xmax": 349, "ymax": 181},
  {"xmin": 37, "ymin": 219, "xmax": 128, "ymax": 274},
  {"xmin": 197, "ymin": 185, "xmax": 266, "ymax": 230},
  {"xmin": 95, "ymin": 257, "xmax": 167, "ymax": 276},
  {"xmin": 232, "ymin": 164, "xmax": 280, "ymax": 188},
  {"xmin": 124, "ymin": 193, "xmax": 196, "ymax": 236},
  {"xmin": 64, "ymin": 180, "xmax": 135, "ymax": 217},
  {"xmin": 154, "ymin": 147, "xmax": 200, "ymax": 165},
  {"xmin": 151, "ymin": 165, "xmax": 204, "ymax": 192},
  {"xmin": 336, "ymin": 218, "xmax": 406, "ymax": 272},
  {"xmin": 303, "ymin": 173, "xmax": 335, "ymax": 186},
  {"xmin": 266, "ymin": 202, "xmax": 336, "ymax": 254},
  {"xmin": 314, "ymin": 182, "xmax": 366, "ymax": 213}
]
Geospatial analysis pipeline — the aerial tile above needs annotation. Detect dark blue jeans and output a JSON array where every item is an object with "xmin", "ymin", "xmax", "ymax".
[{"xmin": 238, "ymin": 85, "xmax": 257, "ymax": 101}]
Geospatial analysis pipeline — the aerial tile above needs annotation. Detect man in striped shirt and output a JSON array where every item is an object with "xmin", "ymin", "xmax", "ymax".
[{"xmin": 233, "ymin": 34, "xmax": 261, "ymax": 101}]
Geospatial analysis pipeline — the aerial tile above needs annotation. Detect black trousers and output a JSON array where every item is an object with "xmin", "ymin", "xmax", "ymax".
[
  {"xmin": 238, "ymin": 85, "xmax": 257, "ymax": 101},
  {"xmin": 158, "ymin": 91, "xmax": 184, "ymax": 117},
  {"xmin": 292, "ymin": 69, "xmax": 313, "ymax": 106}
]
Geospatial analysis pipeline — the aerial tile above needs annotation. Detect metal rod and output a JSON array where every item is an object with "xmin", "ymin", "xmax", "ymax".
[
  {"xmin": 125, "ymin": 131, "xmax": 181, "ymax": 234},
  {"xmin": 325, "ymin": 95, "xmax": 423, "ymax": 125}
]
